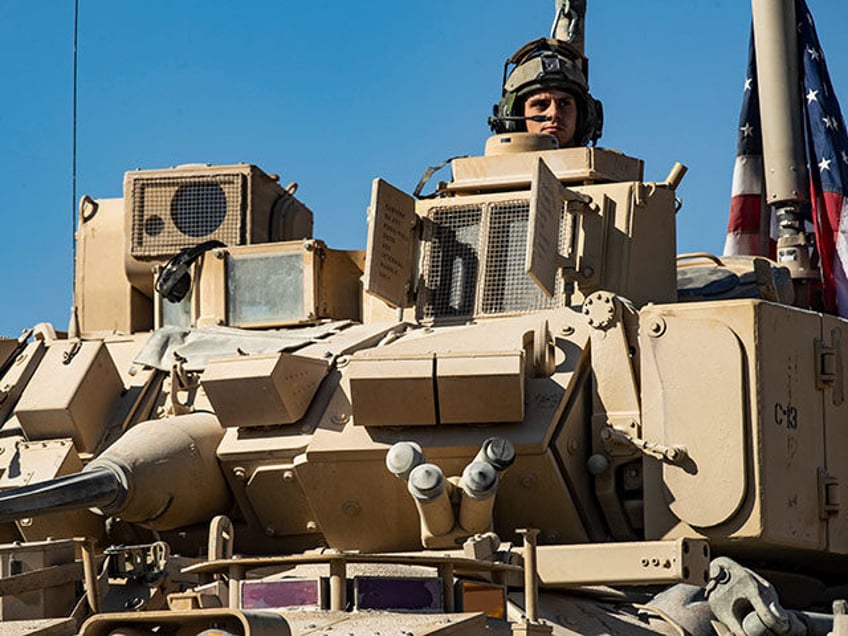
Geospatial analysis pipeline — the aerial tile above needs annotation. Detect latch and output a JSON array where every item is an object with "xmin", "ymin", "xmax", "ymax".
[
  {"xmin": 105, "ymin": 541, "xmax": 171, "ymax": 584},
  {"xmin": 815, "ymin": 329, "xmax": 844, "ymax": 405},
  {"xmin": 818, "ymin": 468, "xmax": 839, "ymax": 520},
  {"xmin": 168, "ymin": 358, "xmax": 197, "ymax": 416},
  {"xmin": 601, "ymin": 425, "xmax": 688, "ymax": 466}
]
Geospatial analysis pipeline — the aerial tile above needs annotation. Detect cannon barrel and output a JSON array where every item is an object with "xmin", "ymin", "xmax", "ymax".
[
  {"xmin": 0, "ymin": 468, "xmax": 125, "ymax": 524},
  {"xmin": 0, "ymin": 412, "xmax": 230, "ymax": 531}
]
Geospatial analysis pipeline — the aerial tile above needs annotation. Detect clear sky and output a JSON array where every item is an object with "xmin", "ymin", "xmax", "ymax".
[{"xmin": 1, "ymin": 1, "xmax": 847, "ymax": 337}]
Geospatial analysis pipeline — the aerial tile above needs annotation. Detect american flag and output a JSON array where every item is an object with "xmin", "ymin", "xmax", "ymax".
[
  {"xmin": 724, "ymin": 0, "xmax": 848, "ymax": 316},
  {"xmin": 723, "ymin": 32, "xmax": 770, "ymax": 259}
]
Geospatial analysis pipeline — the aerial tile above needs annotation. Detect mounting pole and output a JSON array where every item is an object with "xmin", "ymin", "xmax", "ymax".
[{"xmin": 751, "ymin": 0, "xmax": 819, "ymax": 305}]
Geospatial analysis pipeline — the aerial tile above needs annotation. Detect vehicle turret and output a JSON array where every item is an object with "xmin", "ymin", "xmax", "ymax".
[{"xmin": 0, "ymin": 1, "xmax": 847, "ymax": 635}]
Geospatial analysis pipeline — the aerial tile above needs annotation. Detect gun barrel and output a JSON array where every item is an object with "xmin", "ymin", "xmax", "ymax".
[{"xmin": 0, "ymin": 468, "xmax": 124, "ymax": 524}]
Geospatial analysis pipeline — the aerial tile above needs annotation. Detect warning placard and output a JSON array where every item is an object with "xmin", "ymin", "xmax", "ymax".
[
  {"xmin": 526, "ymin": 157, "xmax": 564, "ymax": 297},
  {"xmin": 364, "ymin": 179, "xmax": 418, "ymax": 308}
]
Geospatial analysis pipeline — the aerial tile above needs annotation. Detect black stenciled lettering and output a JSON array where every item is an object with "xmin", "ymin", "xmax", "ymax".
[
  {"xmin": 787, "ymin": 405, "xmax": 798, "ymax": 429},
  {"xmin": 774, "ymin": 402, "xmax": 799, "ymax": 429}
]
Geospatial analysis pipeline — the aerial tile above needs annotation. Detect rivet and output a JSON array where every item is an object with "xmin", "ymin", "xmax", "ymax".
[
  {"xmin": 331, "ymin": 412, "xmax": 350, "ymax": 425},
  {"xmin": 519, "ymin": 473, "xmax": 537, "ymax": 488},
  {"xmin": 648, "ymin": 318, "xmax": 667, "ymax": 338}
]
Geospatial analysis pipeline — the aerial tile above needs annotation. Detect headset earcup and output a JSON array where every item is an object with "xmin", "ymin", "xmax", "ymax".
[
  {"xmin": 489, "ymin": 104, "xmax": 506, "ymax": 133},
  {"xmin": 580, "ymin": 97, "xmax": 603, "ymax": 146},
  {"xmin": 498, "ymin": 93, "xmax": 519, "ymax": 133},
  {"xmin": 590, "ymin": 98, "xmax": 603, "ymax": 144}
]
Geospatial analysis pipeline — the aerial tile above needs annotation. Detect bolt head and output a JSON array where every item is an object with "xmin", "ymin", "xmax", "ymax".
[{"xmin": 343, "ymin": 501, "xmax": 361, "ymax": 516}]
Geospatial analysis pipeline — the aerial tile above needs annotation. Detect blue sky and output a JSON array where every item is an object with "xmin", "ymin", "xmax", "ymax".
[{"xmin": 1, "ymin": 1, "xmax": 847, "ymax": 336}]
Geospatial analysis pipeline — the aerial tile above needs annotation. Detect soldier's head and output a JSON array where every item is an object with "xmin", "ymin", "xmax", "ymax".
[{"xmin": 490, "ymin": 38, "xmax": 603, "ymax": 148}]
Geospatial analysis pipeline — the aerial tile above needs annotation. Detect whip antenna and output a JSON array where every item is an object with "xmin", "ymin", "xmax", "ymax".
[{"xmin": 71, "ymin": 0, "xmax": 79, "ymax": 305}]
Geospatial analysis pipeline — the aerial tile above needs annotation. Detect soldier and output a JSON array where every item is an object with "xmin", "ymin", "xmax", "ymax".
[{"xmin": 489, "ymin": 39, "xmax": 603, "ymax": 148}]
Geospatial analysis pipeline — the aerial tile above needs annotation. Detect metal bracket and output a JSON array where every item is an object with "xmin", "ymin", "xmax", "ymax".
[
  {"xmin": 818, "ymin": 467, "xmax": 839, "ymax": 519},
  {"xmin": 535, "ymin": 538, "xmax": 709, "ymax": 587},
  {"xmin": 168, "ymin": 359, "xmax": 197, "ymax": 416},
  {"xmin": 208, "ymin": 515, "xmax": 235, "ymax": 562},
  {"xmin": 585, "ymin": 291, "xmax": 643, "ymax": 539},
  {"xmin": 816, "ymin": 329, "xmax": 844, "ymax": 405},
  {"xmin": 105, "ymin": 541, "xmax": 171, "ymax": 585}
]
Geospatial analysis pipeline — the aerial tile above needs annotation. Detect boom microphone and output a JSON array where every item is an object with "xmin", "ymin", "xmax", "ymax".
[{"xmin": 488, "ymin": 114, "xmax": 552, "ymax": 126}]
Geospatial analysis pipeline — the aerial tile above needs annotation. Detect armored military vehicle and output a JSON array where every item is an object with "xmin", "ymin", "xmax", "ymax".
[{"xmin": 0, "ymin": 0, "xmax": 845, "ymax": 634}]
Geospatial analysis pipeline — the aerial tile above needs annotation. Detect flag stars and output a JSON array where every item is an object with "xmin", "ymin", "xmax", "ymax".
[
  {"xmin": 807, "ymin": 88, "xmax": 819, "ymax": 103},
  {"xmin": 823, "ymin": 115, "xmax": 838, "ymax": 130},
  {"xmin": 807, "ymin": 46, "xmax": 821, "ymax": 61},
  {"xmin": 819, "ymin": 157, "xmax": 832, "ymax": 172},
  {"xmin": 744, "ymin": 77, "xmax": 753, "ymax": 92},
  {"xmin": 740, "ymin": 122, "xmax": 755, "ymax": 138}
]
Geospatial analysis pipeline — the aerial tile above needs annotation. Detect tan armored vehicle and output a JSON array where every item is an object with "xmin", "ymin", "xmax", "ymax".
[{"xmin": 0, "ymin": 1, "xmax": 845, "ymax": 634}]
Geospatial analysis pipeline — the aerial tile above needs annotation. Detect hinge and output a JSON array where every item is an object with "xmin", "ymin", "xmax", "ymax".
[
  {"xmin": 819, "ymin": 468, "xmax": 839, "ymax": 520},
  {"xmin": 815, "ymin": 329, "xmax": 844, "ymax": 405}
]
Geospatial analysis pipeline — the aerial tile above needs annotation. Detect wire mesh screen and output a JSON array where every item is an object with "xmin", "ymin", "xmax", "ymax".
[
  {"xmin": 481, "ymin": 201, "xmax": 565, "ymax": 314},
  {"xmin": 130, "ymin": 174, "xmax": 243, "ymax": 258},
  {"xmin": 419, "ymin": 199, "xmax": 570, "ymax": 320},
  {"xmin": 418, "ymin": 204, "xmax": 483, "ymax": 319}
]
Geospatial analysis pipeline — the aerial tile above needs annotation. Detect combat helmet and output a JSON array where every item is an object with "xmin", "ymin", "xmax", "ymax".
[{"xmin": 489, "ymin": 38, "xmax": 603, "ymax": 146}]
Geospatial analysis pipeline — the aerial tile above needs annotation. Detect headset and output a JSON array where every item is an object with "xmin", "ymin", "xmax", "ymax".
[{"xmin": 154, "ymin": 240, "xmax": 226, "ymax": 304}]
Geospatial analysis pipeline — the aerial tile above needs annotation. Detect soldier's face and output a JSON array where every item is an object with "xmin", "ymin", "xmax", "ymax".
[{"xmin": 523, "ymin": 90, "xmax": 578, "ymax": 147}]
